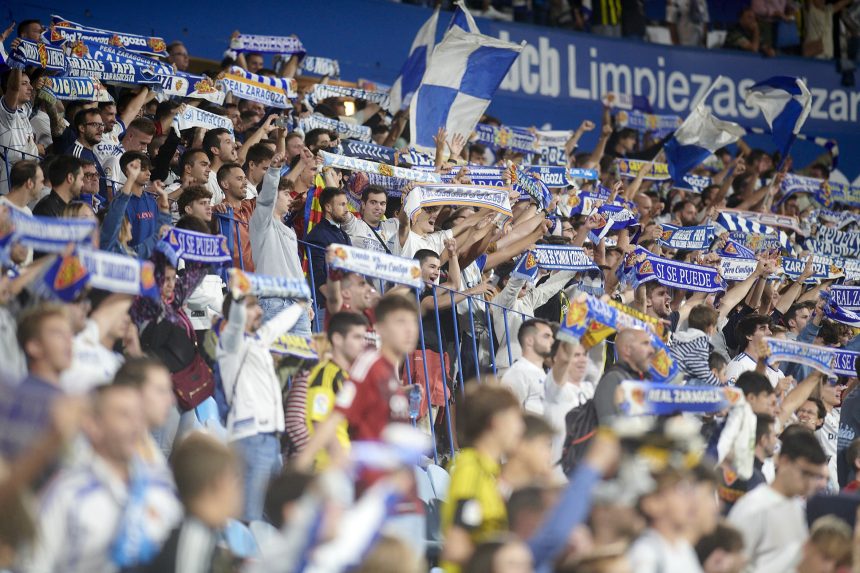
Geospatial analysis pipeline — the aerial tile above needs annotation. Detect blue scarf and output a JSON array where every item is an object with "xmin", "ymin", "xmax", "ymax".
[
  {"xmin": 342, "ymin": 139, "xmax": 396, "ymax": 164},
  {"xmin": 10, "ymin": 210, "xmax": 95, "ymax": 253},
  {"xmin": 511, "ymin": 246, "xmax": 597, "ymax": 282},
  {"xmin": 823, "ymin": 291, "xmax": 860, "ymax": 328},
  {"xmin": 509, "ymin": 164, "xmax": 551, "ymax": 211},
  {"xmin": 49, "ymin": 15, "xmax": 167, "ymax": 56},
  {"xmin": 157, "ymin": 228, "xmax": 231, "ymax": 267},
  {"xmin": 658, "ymin": 224, "xmax": 715, "ymax": 250},
  {"xmin": 830, "ymin": 286, "xmax": 860, "ymax": 311},
  {"xmin": 673, "ymin": 173, "xmax": 713, "ymax": 194},
  {"xmin": 230, "ymin": 33, "xmax": 306, "ymax": 55},
  {"xmin": 44, "ymin": 75, "xmax": 112, "ymax": 101},
  {"xmin": 718, "ymin": 238, "xmax": 757, "ymax": 259},
  {"xmin": 764, "ymin": 337, "xmax": 836, "ymax": 378},
  {"xmin": 636, "ymin": 249, "xmax": 726, "ymax": 293},
  {"xmin": 79, "ymin": 248, "xmax": 159, "ymax": 299},
  {"xmin": 619, "ymin": 381, "xmax": 743, "ymax": 416},
  {"xmin": 8, "ymin": 39, "xmax": 65, "ymax": 71},
  {"xmin": 473, "ymin": 123, "xmax": 537, "ymax": 154},
  {"xmin": 230, "ymin": 269, "xmax": 311, "ymax": 300},
  {"xmin": 37, "ymin": 254, "xmax": 89, "ymax": 303},
  {"xmin": 833, "ymin": 349, "xmax": 860, "ymax": 377}
]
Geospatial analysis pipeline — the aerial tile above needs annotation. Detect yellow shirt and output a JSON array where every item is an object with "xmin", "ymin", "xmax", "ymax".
[
  {"xmin": 441, "ymin": 448, "xmax": 507, "ymax": 573},
  {"xmin": 305, "ymin": 360, "xmax": 350, "ymax": 469}
]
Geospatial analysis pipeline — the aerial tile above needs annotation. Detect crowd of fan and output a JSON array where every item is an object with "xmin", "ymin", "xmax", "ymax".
[{"xmin": 2, "ymin": 11, "xmax": 860, "ymax": 573}]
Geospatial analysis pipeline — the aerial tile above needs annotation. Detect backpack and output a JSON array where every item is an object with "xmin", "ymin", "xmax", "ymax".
[{"xmin": 559, "ymin": 399, "xmax": 599, "ymax": 476}]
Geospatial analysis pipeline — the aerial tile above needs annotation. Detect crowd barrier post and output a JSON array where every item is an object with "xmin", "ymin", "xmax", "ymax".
[
  {"xmin": 447, "ymin": 288, "xmax": 466, "ymax": 395},
  {"xmin": 502, "ymin": 308, "xmax": 514, "ymax": 368},
  {"xmin": 484, "ymin": 299, "xmax": 498, "ymax": 376},
  {"xmin": 466, "ymin": 296, "xmax": 481, "ymax": 384},
  {"xmin": 431, "ymin": 285, "xmax": 456, "ymax": 456},
  {"xmin": 304, "ymin": 244, "xmax": 322, "ymax": 333},
  {"xmin": 413, "ymin": 287, "xmax": 440, "ymax": 464}
]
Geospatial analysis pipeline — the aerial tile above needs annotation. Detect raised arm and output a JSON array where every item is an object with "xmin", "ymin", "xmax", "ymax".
[{"xmin": 119, "ymin": 87, "xmax": 152, "ymax": 128}]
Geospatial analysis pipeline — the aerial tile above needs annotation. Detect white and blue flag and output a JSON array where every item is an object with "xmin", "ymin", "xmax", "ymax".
[
  {"xmin": 448, "ymin": 0, "xmax": 480, "ymax": 33},
  {"xmin": 410, "ymin": 26, "xmax": 523, "ymax": 154},
  {"xmin": 664, "ymin": 87, "xmax": 745, "ymax": 181},
  {"xmin": 387, "ymin": 7, "xmax": 440, "ymax": 113},
  {"xmin": 745, "ymin": 76, "xmax": 811, "ymax": 161}
]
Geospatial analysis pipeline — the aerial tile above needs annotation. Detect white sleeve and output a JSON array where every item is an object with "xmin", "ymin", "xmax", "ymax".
[
  {"xmin": 500, "ymin": 368, "xmax": 528, "ymax": 406},
  {"xmin": 25, "ymin": 485, "xmax": 70, "ymax": 573},
  {"xmin": 429, "ymin": 229, "xmax": 454, "ymax": 254}
]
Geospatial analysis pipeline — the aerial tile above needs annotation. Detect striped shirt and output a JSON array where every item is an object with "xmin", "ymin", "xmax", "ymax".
[
  {"xmin": 305, "ymin": 361, "xmax": 350, "ymax": 468},
  {"xmin": 69, "ymin": 140, "xmax": 108, "ymax": 197},
  {"xmin": 0, "ymin": 99, "xmax": 38, "ymax": 193}
]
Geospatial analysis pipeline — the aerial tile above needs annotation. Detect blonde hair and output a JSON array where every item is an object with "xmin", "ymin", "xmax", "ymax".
[
  {"xmin": 808, "ymin": 515, "xmax": 852, "ymax": 566},
  {"xmin": 353, "ymin": 536, "xmax": 423, "ymax": 573}
]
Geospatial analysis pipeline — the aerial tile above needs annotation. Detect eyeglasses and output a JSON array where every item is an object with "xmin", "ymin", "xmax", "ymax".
[
  {"xmin": 84, "ymin": 122, "xmax": 106, "ymax": 130},
  {"xmin": 83, "ymin": 172, "xmax": 99, "ymax": 180}
]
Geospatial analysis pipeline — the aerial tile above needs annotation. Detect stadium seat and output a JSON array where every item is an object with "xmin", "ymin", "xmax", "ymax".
[{"xmin": 414, "ymin": 465, "xmax": 434, "ymax": 504}]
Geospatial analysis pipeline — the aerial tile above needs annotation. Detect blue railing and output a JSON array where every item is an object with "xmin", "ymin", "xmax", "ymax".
[{"xmin": 299, "ymin": 239, "xmax": 536, "ymax": 459}]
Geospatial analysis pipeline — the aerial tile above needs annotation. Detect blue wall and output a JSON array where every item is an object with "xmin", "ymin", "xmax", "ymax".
[{"xmin": 7, "ymin": 0, "xmax": 860, "ymax": 180}]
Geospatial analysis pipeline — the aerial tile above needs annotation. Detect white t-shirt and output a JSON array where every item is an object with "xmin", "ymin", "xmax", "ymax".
[
  {"xmin": 725, "ymin": 352, "xmax": 784, "ymax": 387},
  {"xmin": 243, "ymin": 180, "xmax": 259, "ymax": 200},
  {"xmin": 727, "ymin": 485, "xmax": 808, "ymax": 573},
  {"xmin": 0, "ymin": 100, "xmax": 38, "ymax": 193},
  {"xmin": 501, "ymin": 358, "xmax": 547, "ymax": 415},
  {"xmin": 61, "ymin": 320, "xmax": 125, "ymax": 395},
  {"xmin": 395, "ymin": 228, "xmax": 453, "ymax": 260},
  {"xmin": 207, "ymin": 170, "xmax": 224, "ymax": 205},
  {"xmin": 628, "ymin": 529, "xmax": 703, "ymax": 573},
  {"xmin": 543, "ymin": 371, "xmax": 594, "ymax": 478},
  {"xmin": 343, "ymin": 214, "xmax": 399, "ymax": 254},
  {"xmin": 93, "ymin": 121, "xmax": 124, "ymax": 166},
  {"xmin": 817, "ymin": 407, "xmax": 840, "ymax": 492}
]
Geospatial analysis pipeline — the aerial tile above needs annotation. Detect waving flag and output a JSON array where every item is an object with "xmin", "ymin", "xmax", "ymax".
[
  {"xmin": 448, "ymin": 0, "xmax": 480, "ymax": 33},
  {"xmin": 410, "ymin": 26, "xmax": 523, "ymax": 154},
  {"xmin": 745, "ymin": 76, "xmax": 811, "ymax": 161},
  {"xmin": 664, "ymin": 83, "xmax": 745, "ymax": 181},
  {"xmin": 388, "ymin": 7, "xmax": 440, "ymax": 113}
]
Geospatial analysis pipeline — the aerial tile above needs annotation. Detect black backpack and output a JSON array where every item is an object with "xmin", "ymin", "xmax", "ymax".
[{"xmin": 559, "ymin": 399, "xmax": 599, "ymax": 476}]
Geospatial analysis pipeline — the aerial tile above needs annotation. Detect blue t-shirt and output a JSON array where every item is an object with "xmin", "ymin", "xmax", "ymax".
[{"xmin": 125, "ymin": 192, "xmax": 158, "ymax": 247}]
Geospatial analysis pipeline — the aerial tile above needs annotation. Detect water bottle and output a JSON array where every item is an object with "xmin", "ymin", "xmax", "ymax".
[{"xmin": 408, "ymin": 384, "xmax": 422, "ymax": 420}]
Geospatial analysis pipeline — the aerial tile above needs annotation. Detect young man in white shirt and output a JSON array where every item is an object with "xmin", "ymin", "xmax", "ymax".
[
  {"xmin": 27, "ymin": 384, "xmax": 181, "ymax": 573},
  {"xmin": 342, "ymin": 185, "xmax": 399, "ymax": 254},
  {"xmin": 725, "ymin": 314, "xmax": 786, "ymax": 388},
  {"xmin": 217, "ymin": 275, "xmax": 305, "ymax": 522},
  {"xmin": 814, "ymin": 377, "xmax": 844, "ymax": 492},
  {"xmin": 727, "ymin": 428, "xmax": 829, "ymax": 573},
  {"xmin": 0, "ymin": 68, "xmax": 38, "ymax": 194},
  {"xmin": 501, "ymin": 319, "xmax": 554, "ymax": 415}
]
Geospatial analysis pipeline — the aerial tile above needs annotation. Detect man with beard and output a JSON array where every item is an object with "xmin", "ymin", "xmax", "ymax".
[
  {"xmin": 306, "ymin": 186, "xmax": 352, "ymax": 312},
  {"xmin": 593, "ymin": 328, "xmax": 655, "ymax": 424},
  {"xmin": 501, "ymin": 319, "xmax": 555, "ymax": 415},
  {"xmin": 68, "ymin": 108, "xmax": 108, "ymax": 198}
]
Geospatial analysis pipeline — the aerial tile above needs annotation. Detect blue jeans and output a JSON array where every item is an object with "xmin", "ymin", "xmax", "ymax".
[
  {"xmin": 258, "ymin": 297, "xmax": 312, "ymax": 337},
  {"xmin": 234, "ymin": 433, "xmax": 282, "ymax": 522}
]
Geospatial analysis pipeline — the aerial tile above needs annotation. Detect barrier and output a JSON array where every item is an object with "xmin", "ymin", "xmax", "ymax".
[{"xmin": 300, "ymin": 240, "xmax": 536, "ymax": 460}]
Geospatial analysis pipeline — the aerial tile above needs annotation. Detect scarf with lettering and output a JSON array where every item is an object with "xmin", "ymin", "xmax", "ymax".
[
  {"xmin": 43, "ymin": 75, "xmax": 113, "ymax": 102},
  {"xmin": 301, "ymin": 56, "xmax": 340, "ymax": 77},
  {"xmin": 822, "ymin": 291, "xmax": 860, "ymax": 328},
  {"xmin": 329, "ymin": 244, "xmax": 423, "ymax": 289},
  {"xmin": 341, "ymin": 139, "xmax": 396, "ymax": 164},
  {"xmin": 508, "ymin": 163, "xmax": 551, "ymax": 211},
  {"xmin": 634, "ymin": 248, "xmax": 726, "ymax": 293},
  {"xmin": 173, "ymin": 106, "xmax": 234, "ymax": 136},
  {"xmin": 308, "ymin": 84, "xmax": 390, "ymax": 108},
  {"xmin": 559, "ymin": 293, "xmax": 677, "ymax": 382},
  {"xmin": 832, "ymin": 349, "xmax": 860, "ymax": 377},
  {"xmin": 763, "ymin": 337, "xmax": 836, "ymax": 378},
  {"xmin": 829, "ymin": 286, "xmax": 860, "ymax": 310},
  {"xmin": 588, "ymin": 203, "xmax": 640, "ymax": 242},
  {"xmin": 7, "ymin": 39, "xmax": 66, "ymax": 71},
  {"xmin": 719, "ymin": 257, "xmax": 758, "ymax": 281},
  {"xmin": 673, "ymin": 173, "xmax": 713, "ymax": 194},
  {"xmin": 535, "ymin": 130, "xmax": 571, "ymax": 166},
  {"xmin": 229, "ymin": 269, "xmax": 311, "ymax": 300},
  {"xmin": 473, "ymin": 124, "xmax": 537, "ymax": 154},
  {"xmin": 778, "ymin": 256, "xmax": 842, "ymax": 282},
  {"xmin": 615, "ymin": 109, "xmax": 682, "ymax": 137},
  {"xmin": 725, "ymin": 231, "xmax": 784, "ymax": 254},
  {"xmin": 658, "ymin": 224, "xmax": 715, "ymax": 250},
  {"xmin": 156, "ymin": 228, "xmax": 231, "ymax": 267},
  {"xmin": 160, "ymin": 73, "xmax": 225, "ymax": 104},
  {"xmin": 615, "ymin": 158, "xmax": 671, "ymax": 181},
  {"xmin": 299, "ymin": 114, "xmax": 371, "ymax": 143},
  {"xmin": 230, "ymin": 34, "xmax": 306, "ymax": 55},
  {"xmin": 560, "ymin": 190, "xmax": 605, "ymax": 217},
  {"xmin": 807, "ymin": 227, "xmax": 860, "ymax": 257},
  {"xmin": 511, "ymin": 246, "xmax": 597, "ymax": 282},
  {"xmin": 9, "ymin": 209, "xmax": 95, "ymax": 253},
  {"xmin": 715, "ymin": 212, "xmax": 794, "ymax": 253},
  {"xmin": 319, "ymin": 151, "xmax": 442, "ymax": 184},
  {"xmin": 49, "ymin": 15, "xmax": 168, "ymax": 56},
  {"xmin": 619, "ymin": 381, "xmax": 743, "ymax": 416},
  {"xmin": 813, "ymin": 180, "xmax": 860, "ymax": 209},
  {"xmin": 812, "ymin": 209, "xmax": 860, "ymax": 230},
  {"xmin": 79, "ymin": 248, "xmax": 159, "ymax": 299},
  {"xmin": 404, "ymin": 184, "xmax": 512, "ymax": 222},
  {"xmin": 221, "ymin": 66, "xmax": 296, "ymax": 109}
]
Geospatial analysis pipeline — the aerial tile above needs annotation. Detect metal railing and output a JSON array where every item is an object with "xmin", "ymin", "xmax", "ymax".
[{"xmin": 299, "ymin": 239, "xmax": 536, "ymax": 461}]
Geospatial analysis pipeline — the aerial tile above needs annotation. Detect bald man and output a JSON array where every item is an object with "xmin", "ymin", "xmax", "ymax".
[{"xmin": 592, "ymin": 329, "xmax": 655, "ymax": 423}]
